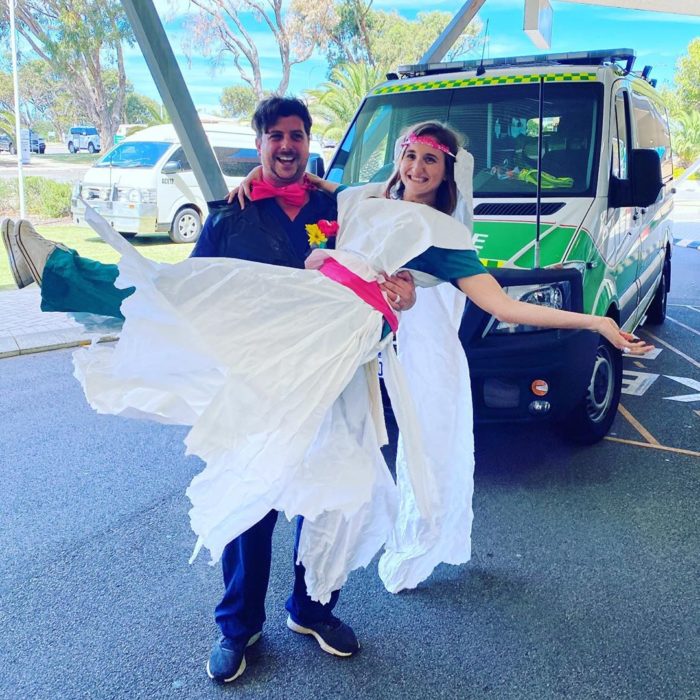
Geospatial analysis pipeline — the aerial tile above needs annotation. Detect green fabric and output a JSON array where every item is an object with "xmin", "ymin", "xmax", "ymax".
[
  {"xmin": 41, "ymin": 247, "xmax": 134, "ymax": 319},
  {"xmin": 405, "ymin": 247, "xmax": 487, "ymax": 284}
]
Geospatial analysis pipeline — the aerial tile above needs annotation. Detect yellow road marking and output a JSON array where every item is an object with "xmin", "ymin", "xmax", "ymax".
[
  {"xmin": 666, "ymin": 315, "xmax": 700, "ymax": 338},
  {"xmin": 640, "ymin": 330, "xmax": 700, "ymax": 370},
  {"xmin": 617, "ymin": 404, "xmax": 660, "ymax": 445},
  {"xmin": 633, "ymin": 360, "xmax": 645, "ymax": 368},
  {"xmin": 604, "ymin": 436, "xmax": 700, "ymax": 458}
]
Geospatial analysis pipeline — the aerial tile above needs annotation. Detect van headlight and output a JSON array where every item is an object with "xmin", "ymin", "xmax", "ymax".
[{"xmin": 489, "ymin": 281, "xmax": 572, "ymax": 334}]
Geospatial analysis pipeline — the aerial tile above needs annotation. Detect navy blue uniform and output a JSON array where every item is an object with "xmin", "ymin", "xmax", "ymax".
[{"xmin": 193, "ymin": 191, "xmax": 340, "ymax": 642}]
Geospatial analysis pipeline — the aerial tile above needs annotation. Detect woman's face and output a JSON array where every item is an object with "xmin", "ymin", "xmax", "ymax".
[{"xmin": 398, "ymin": 141, "xmax": 447, "ymax": 205}]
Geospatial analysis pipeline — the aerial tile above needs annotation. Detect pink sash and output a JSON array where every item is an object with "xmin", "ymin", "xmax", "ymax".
[{"xmin": 318, "ymin": 258, "xmax": 399, "ymax": 333}]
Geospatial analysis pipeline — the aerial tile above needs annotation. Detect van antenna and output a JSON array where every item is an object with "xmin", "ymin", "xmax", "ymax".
[{"xmin": 476, "ymin": 19, "xmax": 489, "ymax": 76}]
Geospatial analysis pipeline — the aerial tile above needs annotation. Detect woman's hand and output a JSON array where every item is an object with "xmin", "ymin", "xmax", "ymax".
[
  {"xmin": 381, "ymin": 270, "xmax": 416, "ymax": 311},
  {"xmin": 226, "ymin": 165, "xmax": 263, "ymax": 208},
  {"xmin": 304, "ymin": 172, "xmax": 341, "ymax": 195},
  {"xmin": 594, "ymin": 317, "xmax": 654, "ymax": 355}
]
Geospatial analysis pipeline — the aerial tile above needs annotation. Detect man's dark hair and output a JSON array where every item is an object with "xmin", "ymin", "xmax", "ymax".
[{"xmin": 251, "ymin": 96, "xmax": 312, "ymax": 138}]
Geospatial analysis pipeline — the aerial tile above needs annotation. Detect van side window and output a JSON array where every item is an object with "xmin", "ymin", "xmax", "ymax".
[
  {"xmin": 214, "ymin": 146, "xmax": 260, "ymax": 177},
  {"xmin": 168, "ymin": 147, "xmax": 192, "ymax": 172},
  {"xmin": 611, "ymin": 93, "xmax": 629, "ymax": 180},
  {"xmin": 631, "ymin": 88, "xmax": 672, "ymax": 182}
]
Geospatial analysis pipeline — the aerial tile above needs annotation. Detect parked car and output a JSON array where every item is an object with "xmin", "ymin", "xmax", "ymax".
[
  {"xmin": 331, "ymin": 47, "xmax": 672, "ymax": 443},
  {"xmin": 0, "ymin": 132, "xmax": 16, "ymax": 154},
  {"xmin": 67, "ymin": 126, "xmax": 101, "ymax": 154},
  {"xmin": 29, "ymin": 130, "xmax": 45, "ymax": 154}
]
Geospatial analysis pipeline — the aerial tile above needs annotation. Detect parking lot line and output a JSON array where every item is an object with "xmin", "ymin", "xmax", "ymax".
[
  {"xmin": 666, "ymin": 315, "xmax": 700, "ymax": 338},
  {"xmin": 604, "ymin": 436, "xmax": 700, "ymax": 458},
  {"xmin": 640, "ymin": 330, "xmax": 700, "ymax": 370},
  {"xmin": 617, "ymin": 404, "xmax": 659, "ymax": 445}
]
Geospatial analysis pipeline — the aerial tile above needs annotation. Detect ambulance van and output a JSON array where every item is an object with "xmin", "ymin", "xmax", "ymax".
[{"xmin": 330, "ymin": 48, "xmax": 672, "ymax": 443}]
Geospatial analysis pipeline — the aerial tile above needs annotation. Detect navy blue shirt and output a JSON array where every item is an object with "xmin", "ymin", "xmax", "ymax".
[{"xmin": 192, "ymin": 191, "xmax": 338, "ymax": 268}]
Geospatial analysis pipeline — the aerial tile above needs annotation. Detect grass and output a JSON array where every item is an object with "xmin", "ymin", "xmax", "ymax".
[
  {"xmin": 34, "ymin": 152, "xmax": 102, "ymax": 165},
  {"xmin": 0, "ymin": 223, "xmax": 192, "ymax": 290}
]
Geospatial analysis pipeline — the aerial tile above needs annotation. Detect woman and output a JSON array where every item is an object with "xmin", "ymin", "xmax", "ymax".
[{"xmin": 74, "ymin": 122, "xmax": 651, "ymax": 603}]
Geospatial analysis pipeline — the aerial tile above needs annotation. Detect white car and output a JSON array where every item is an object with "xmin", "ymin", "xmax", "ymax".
[{"xmin": 67, "ymin": 126, "xmax": 101, "ymax": 154}]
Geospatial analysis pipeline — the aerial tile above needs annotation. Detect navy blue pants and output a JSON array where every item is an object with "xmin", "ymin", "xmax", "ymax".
[{"xmin": 215, "ymin": 510, "xmax": 340, "ymax": 642}]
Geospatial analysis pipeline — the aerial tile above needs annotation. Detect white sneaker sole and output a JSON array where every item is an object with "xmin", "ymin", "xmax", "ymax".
[
  {"xmin": 286, "ymin": 617, "xmax": 356, "ymax": 657},
  {"xmin": 205, "ymin": 631, "xmax": 262, "ymax": 683}
]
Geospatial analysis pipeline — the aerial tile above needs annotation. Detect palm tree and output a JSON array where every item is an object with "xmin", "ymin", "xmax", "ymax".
[
  {"xmin": 672, "ymin": 109, "xmax": 700, "ymax": 166},
  {"xmin": 306, "ymin": 62, "xmax": 384, "ymax": 143}
]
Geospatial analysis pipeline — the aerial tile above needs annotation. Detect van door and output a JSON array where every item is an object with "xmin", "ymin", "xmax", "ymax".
[
  {"xmin": 629, "ymin": 88, "xmax": 667, "ymax": 308},
  {"xmin": 159, "ymin": 145, "xmax": 192, "ymax": 229},
  {"xmin": 608, "ymin": 88, "xmax": 640, "ymax": 326}
]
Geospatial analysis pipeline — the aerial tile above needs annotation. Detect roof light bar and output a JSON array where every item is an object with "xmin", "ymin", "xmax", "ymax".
[{"xmin": 395, "ymin": 48, "xmax": 636, "ymax": 79}]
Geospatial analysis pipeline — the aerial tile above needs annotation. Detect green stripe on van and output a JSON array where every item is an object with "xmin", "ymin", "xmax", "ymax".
[{"xmin": 371, "ymin": 72, "xmax": 597, "ymax": 95}]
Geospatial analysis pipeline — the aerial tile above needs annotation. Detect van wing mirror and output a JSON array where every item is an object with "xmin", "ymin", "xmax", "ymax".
[
  {"xmin": 162, "ymin": 160, "xmax": 182, "ymax": 175},
  {"xmin": 307, "ymin": 156, "xmax": 325, "ymax": 178},
  {"xmin": 630, "ymin": 148, "xmax": 662, "ymax": 207},
  {"xmin": 609, "ymin": 149, "xmax": 662, "ymax": 209}
]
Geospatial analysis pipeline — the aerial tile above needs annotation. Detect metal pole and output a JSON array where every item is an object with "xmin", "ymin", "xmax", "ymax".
[
  {"xmin": 534, "ymin": 76, "xmax": 545, "ymax": 268},
  {"xmin": 420, "ymin": 0, "xmax": 487, "ymax": 63},
  {"xmin": 120, "ymin": 0, "xmax": 228, "ymax": 202},
  {"xmin": 9, "ymin": 0, "xmax": 25, "ymax": 218}
]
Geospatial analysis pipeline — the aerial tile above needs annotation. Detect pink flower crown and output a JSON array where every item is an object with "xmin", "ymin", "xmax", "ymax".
[{"xmin": 400, "ymin": 133, "xmax": 456, "ymax": 158}]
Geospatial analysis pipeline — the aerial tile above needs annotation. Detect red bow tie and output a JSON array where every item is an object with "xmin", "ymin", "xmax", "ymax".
[{"xmin": 249, "ymin": 178, "xmax": 313, "ymax": 207}]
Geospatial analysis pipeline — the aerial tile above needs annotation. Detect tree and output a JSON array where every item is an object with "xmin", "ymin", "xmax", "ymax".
[
  {"xmin": 125, "ymin": 92, "xmax": 167, "ymax": 126},
  {"xmin": 673, "ymin": 38, "xmax": 700, "ymax": 113},
  {"xmin": 671, "ymin": 109, "xmax": 700, "ymax": 166},
  {"xmin": 220, "ymin": 85, "xmax": 257, "ymax": 119},
  {"xmin": 0, "ymin": 0, "xmax": 134, "ymax": 145},
  {"xmin": 183, "ymin": 0, "xmax": 315, "ymax": 100},
  {"xmin": 306, "ymin": 62, "xmax": 383, "ymax": 142},
  {"xmin": 289, "ymin": 1, "xmax": 483, "ymax": 74}
]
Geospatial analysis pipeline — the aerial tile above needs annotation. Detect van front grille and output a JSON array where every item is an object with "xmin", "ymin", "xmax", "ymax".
[{"xmin": 474, "ymin": 202, "xmax": 565, "ymax": 216}]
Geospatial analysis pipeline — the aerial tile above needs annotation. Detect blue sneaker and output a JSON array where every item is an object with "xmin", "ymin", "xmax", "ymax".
[
  {"xmin": 206, "ymin": 631, "xmax": 262, "ymax": 683},
  {"xmin": 286, "ymin": 615, "xmax": 360, "ymax": 657}
]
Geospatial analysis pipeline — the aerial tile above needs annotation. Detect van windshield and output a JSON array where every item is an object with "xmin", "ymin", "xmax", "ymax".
[
  {"xmin": 95, "ymin": 141, "xmax": 171, "ymax": 169},
  {"xmin": 328, "ymin": 81, "xmax": 603, "ymax": 197}
]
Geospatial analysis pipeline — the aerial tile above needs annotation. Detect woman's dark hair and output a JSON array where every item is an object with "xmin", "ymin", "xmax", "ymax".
[
  {"xmin": 384, "ymin": 121, "xmax": 461, "ymax": 215},
  {"xmin": 251, "ymin": 96, "xmax": 312, "ymax": 138}
]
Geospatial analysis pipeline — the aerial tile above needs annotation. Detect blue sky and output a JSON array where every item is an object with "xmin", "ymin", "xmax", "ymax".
[{"xmin": 128, "ymin": 0, "xmax": 700, "ymax": 113}]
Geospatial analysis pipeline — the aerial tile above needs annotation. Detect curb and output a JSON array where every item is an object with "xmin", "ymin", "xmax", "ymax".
[{"xmin": 0, "ymin": 331, "xmax": 118, "ymax": 359}]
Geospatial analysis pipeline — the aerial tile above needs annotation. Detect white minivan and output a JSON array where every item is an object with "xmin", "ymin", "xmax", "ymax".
[{"xmin": 72, "ymin": 121, "xmax": 326, "ymax": 243}]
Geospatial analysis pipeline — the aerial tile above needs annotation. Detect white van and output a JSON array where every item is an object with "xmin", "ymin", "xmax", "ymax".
[
  {"xmin": 72, "ymin": 121, "xmax": 325, "ymax": 243},
  {"xmin": 71, "ymin": 122, "xmax": 259, "ymax": 243},
  {"xmin": 330, "ymin": 48, "xmax": 672, "ymax": 442}
]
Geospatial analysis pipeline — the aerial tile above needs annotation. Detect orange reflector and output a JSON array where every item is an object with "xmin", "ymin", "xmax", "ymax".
[{"xmin": 531, "ymin": 380, "xmax": 549, "ymax": 397}]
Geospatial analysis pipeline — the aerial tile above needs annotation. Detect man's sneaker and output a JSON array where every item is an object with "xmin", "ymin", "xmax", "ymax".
[
  {"xmin": 286, "ymin": 615, "xmax": 360, "ymax": 657},
  {"xmin": 1, "ymin": 218, "xmax": 33, "ymax": 288},
  {"xmin": 14, "ymin": 219, "xmax": 68, "ymax": 286},
  {"xmin": 206, "ymin": 631, "xmax": 262, "ymax": 683}
]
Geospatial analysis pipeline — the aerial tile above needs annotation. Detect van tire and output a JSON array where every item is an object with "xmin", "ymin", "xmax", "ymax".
[
  {"xmin": 88, "ymin": 142, "xmax": 96, "ymax": 154},
  {"xmin": 9, "ymin": 143, "xmax": 16, "ymax": 155},
  {"xmin": 560, "ymin": 335, "xmax": 622, "ymax": 445},
  {"xmin": 170, "ymin": 207, "xmax": 201, "ymax": 243},
  {"xmin": 68, "ymin": 142, "xmax": 76, "ymax": 153},
  {"xmin": 645, "ymin": 258, "xmax": 669, "ymax": 325}
]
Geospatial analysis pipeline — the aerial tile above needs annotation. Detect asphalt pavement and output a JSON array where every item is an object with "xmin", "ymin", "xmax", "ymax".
[{"xmin": 0, "ymin": 242, "xmax": 698, "ymax": 700}]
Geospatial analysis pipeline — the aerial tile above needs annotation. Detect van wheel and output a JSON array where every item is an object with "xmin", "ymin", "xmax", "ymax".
[
  {"xmin": 9, "ymin": 143, "xmax": 16, "ymax": 155},
  {"xmin": 88, "ymin": 142, "xmax": 96, "ymax": 154},
  {"xmin": 68, "ymin": 142, "xmax": 76, "ymax": 153},
  {"xmin": 170, "ymin": 207, "xmax": 201, "ymax": 243},
  {"xmin": 646, "ymin": 258, "xmax": 669, "ymax": 325},
  {"xmin": 560, "ymin": 335, "xmax": 622, "ymax": 444}
]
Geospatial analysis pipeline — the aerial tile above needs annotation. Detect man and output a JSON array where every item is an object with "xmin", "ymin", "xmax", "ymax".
[{"xmin": 2, "ymin": 96, "xmax": 415, "ymax": 683}]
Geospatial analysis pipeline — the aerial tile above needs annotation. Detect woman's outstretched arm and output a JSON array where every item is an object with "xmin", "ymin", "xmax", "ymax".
[{"xmin": 457, "ymin": 273, "xmax": 653, "ymax": 355}]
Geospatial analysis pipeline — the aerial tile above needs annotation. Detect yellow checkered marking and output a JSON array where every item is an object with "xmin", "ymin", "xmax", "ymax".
[
  {"xmin": 372, "ymin": 72, "xmax": 597, "ymax": 95},
  {"xmin": 479, "ymin": 258, "xmax": 505, "ymax": 269}
]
